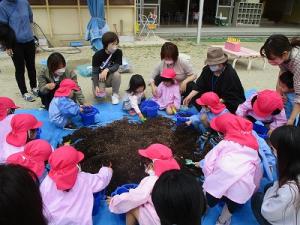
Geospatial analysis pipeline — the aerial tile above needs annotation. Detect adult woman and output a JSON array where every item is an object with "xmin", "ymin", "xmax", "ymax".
[
  {"xmin": 251, "ymin": 125, "xmax": 300, "ymax": 225},
  {"xmin": 0, "ymin": 164, "xmax": 47, "ymax": 225},
  {"xmin": 260, "ymin": 34, "xmax": 300, "ymax": 125},
  {"xmin": 183, "ymin": 47, "xmax": 245, "ymax": 113},
  {"xmin": 38, "ymin": 52, "xmax": 86, "ymax": 110},
  {"xmin": 0, "ymin": 0, "xmax": 37, "ymax": 102},
  {"xmin": 150, "ymin": 42, "xmax": 196, "ymax": 99}
]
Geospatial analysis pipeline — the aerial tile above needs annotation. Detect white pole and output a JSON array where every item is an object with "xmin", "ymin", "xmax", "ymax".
[
  {"xmin": 196, "ymin": 0, "xmax": 204, "ymax": 44},
  {"xmin": 186, "ymin": 0, "xmax": 190, "ymax": 27}
]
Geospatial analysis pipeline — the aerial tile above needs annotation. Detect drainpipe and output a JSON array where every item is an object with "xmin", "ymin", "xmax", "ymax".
[
  {"xmin": 186, "ymin": 0, "xmax": 190, "ymax": 27},
  {"xmin": 197, "ymin": 0, "xmax": 204, "ymax": 44}
]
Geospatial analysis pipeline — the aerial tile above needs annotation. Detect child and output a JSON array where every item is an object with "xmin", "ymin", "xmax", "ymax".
[
  {"xmin": 7, "ymin": 139, "xmax": 52, "ymax": 180},
  {"xmin": 236, "ymin": 89, "xmax": 287, "ymax": 134},
  {"xmin": 49, "ymin": 78, "xmax": 84, "ymax": 128},
  {"xmin": 0, "ymin": 164, "xmax": 47, "ymax": 225},
  {"xmin": 278, "ymin": 71, "xmax": 295, "ymax": 119},
  {"xmin": 152, "ymin": 68, "xmax": 181, "ymax": 115},
  {"xmin": 0, "ymin": 97, "xmax": 19, "ymax": 147},
  {"xmin": 123, "ymin": 74, "xmax": 146, "ymax": 121},
  {"xmin": 251, "ymin": 125, "xmax": 300, "ymax": 225},
  {"xmin": 186, "ymin": 91, "xmax": 229, "ymax": 133},
  {"xmin": 0, "ymin": 114, "xmax": 42, "ymax": 162},
  {"xmin": 40, "ymin": 146, "xmax": 112, "ymax": 225},
  {"xmin": 109, "ymin": 143, "xmax": 180, "ymax": 225},
  {"xmin": 38, "ymin": 52, "xmax": 86, "ymax": 110},
  {"xmin": 152, "ymin": 170, "xmax": 206, "ymax": 225},
  {"xmin": 203, "ymin": 113, "xmax": 262, "ymax": 225},
  {"xmin": 92, "ymin": 31, "xmax": 122, "ymax": 104}
]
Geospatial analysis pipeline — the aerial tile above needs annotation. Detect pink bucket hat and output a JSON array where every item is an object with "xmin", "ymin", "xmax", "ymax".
[
  {"xmin": 210, "ymin": 113, "xmax": 259, "ymax": 150},
  {"xmin": 253, "ymin": 90, "xmax": 283, "ymax": 118},
  {"xmin": 0, "ymin": 97, "xmax": 20, "ymax": 121},
  {"xmin": 161, "ymin": 68, "xmax": 176, "ymax": 79},
  {"xmin": 48, "ymin": 146, "xmax": 84, "ymax": 190},
  {"xmin": 6, "ymin": 114, "xmax": 43, "ymax": 147},
  {"xmin": 54, "ymin": 79, "xmax": 80, "ymax": 97},
  {"xmin": 196, "ymin": 92, "xmax": 226, "ymax": 114},
  {"xmin": 138, "ymin": 143, "xmax": 180, "ymax": 176},
  {"xmin": 7, "ymin": 139, "xmax": 52, "ymax": 177}
]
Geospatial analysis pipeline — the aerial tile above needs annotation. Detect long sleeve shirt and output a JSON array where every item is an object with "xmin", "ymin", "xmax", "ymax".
[
  {"xmin": 152, "ymin": 82, "xmax": 181, "ymax": 109},
  {"xmin": 122, "ymin": 92, "xmax": 144, "ymax": 114},
  {"xmin": 92, "ymin": 49, "xmax": 122, "ymax": 87},
  {"xmin": 49, "ymin": 97, "xmax": 80, "ymax": 128},
  {"xmin": 38, "ymin": 67, "xmax": 85, "ymax": 105},
  {"xmin": 0, "ymin": 0, "xmax": 34, "ymax": 43},
  {"xmin": 193, "ymin": 64, "xmax": 245, "ymax": 113},
  {"xmin": 236, "ymin": 93, "xmax": 287, "ymax": 130},
  {"xmin": 40, "ymin": 167, "xmax": 112, "ymax": 225},
  {"xmin": 261, "ymin": 180, "xmax": 300, "ymax": 225}
]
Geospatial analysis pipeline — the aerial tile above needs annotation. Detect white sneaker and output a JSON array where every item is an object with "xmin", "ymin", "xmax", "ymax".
[
  {"xmin": 23, "ymin": 93, "xmax": 35, "ymax": 102},
  {"xmin": 31, "ymin": 88, "xmax": 39, "ymax": 97},
  {"xmin": 111, "ymin": 93, "xmax": 120, "ymax": 105}
]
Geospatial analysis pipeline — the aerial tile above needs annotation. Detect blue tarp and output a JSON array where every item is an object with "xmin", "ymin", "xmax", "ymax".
[{"xmin": 85, "ymin": 0, "xmax": 109, "ymax": 51}]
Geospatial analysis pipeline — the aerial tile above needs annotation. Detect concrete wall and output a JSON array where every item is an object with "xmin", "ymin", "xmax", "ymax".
[{"xmin": 32, "ymin": 5, "xmax": 135, "ymax": 42}]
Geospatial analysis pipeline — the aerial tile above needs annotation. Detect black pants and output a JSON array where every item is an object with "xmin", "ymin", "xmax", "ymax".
[
  {"xmin": 39, "ymin": 90, "xmax": 55, "ymax": 110},
  {"xmin": 154, "ymin": 75, "xmax": 200, "ymax": 107},
  {"xmin": 12, "ymin": 40, "xmax": 37, "ymax": 95},
  {"xmin": 206, "ymin": 193, "xmax": 243, "ymax": 214}
]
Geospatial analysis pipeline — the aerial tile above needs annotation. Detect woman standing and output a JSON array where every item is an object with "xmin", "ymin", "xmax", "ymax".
[
  {"xmin": 150, "ymin": 42, "xmax": 196, "ymax": 100},
  {"xmin": 0, "ymin": 0, "xmax": 37, "ymax": 102},
  {"xmin": 183, "ymin": 47, "xmax": 245, "ymax": 113}
]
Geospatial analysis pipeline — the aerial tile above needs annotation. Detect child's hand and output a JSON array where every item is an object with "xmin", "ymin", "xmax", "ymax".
[
  {"xmin": 138, "ymin": 113, "xmax": 146, "ymax": 122},
  {"xmin": 185, "ymin": 120, "xmax": 192, "ymax": 126},
  {"xmin": 46, "ymin": 82, "xmax": 56, "ymax": 90},
  {"xmin": 79, "ymin": 106, "xmax": 84, "ymax": 112},
  {"xmin": 99, "ymin": 69, "xmax": 109, "ymax": 82},
  {"xmin": 106, "ymin": 196, "xmax": 112, "ymax": 205}
]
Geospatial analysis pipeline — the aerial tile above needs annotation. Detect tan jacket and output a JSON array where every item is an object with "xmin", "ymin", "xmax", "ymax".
[{"xmin": 38, "ymin": 67, "xmax": 85, "ymax": 104}]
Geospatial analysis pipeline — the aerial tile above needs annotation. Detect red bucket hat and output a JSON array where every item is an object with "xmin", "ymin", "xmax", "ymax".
[
  {"xmin": 48, "ymin": 146, "xmax": 84, "ymax": 190},
  {"xmin": 210, "ymin": 113, "xmax": 258, "ymax": 150},
  {"xmin": 138, "ymin": 144, "xmax": 180, "ymax": 176},
  {"xmin": 0, "ymin": 97, "xmax": 20, "ymax": 121},
  {"xmin": 7, "ymin": 140, "xmax": 52, "ymax": 177},
  {"xmin": 6, "ymin": 114, "xmax": 42, "ymax": 147},
  {"xmin": 196, "ymin": 92, "xmax": 226, "ymax": 114},
  {"xmin": 54, "ymin": 79, "xmax": 80, "ymax": 97},
  {"xmin": 253, "ymin": 90, "xmax": 283, "ymax": 118},
  {"xmin": 161, "ymin": 68, "xmax": 176, "ymax": 79}
]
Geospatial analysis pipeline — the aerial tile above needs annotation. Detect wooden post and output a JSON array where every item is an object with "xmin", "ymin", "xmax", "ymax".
[
  {"xmin": 45, "ymin": 0, "xmax": 53, "ymax": 37},
  {"xmin": 77, "ymin": 0, "xmax": 83, "ymax": 37}
]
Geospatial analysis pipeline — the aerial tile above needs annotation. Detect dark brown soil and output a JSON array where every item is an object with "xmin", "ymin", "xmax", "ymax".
[{"xmin": 63, "ymin": 117, "xmax": 201, "ymax": 193}]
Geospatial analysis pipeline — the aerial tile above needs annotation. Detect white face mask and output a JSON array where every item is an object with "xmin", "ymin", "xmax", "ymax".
[
  {"xmin": 108, "ymin": 46, "xmax": 118, "ymax": 54},
  {"xmin": 54, "ymin": 67, "xmax": 66, "ymax": 76},
  {"xmin": 209, "ymin": 65, "xmax": 220, "ymax": 72},
  {"xmin": 165, "ymin": 60, "xmax": 174, "ymax": 66},
  {"xmin": 145, "ymin": 168, "xmax": 155, "ymax": 176}
]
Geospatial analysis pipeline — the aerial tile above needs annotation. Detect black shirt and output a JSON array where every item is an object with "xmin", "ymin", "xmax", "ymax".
[
  {"xmin": 92, "ymin": 49, "xmax": 123, "ymax": 86},
  {"xmin": 194, "ymin": 64, "xmax": 246, "ymax": 113}
]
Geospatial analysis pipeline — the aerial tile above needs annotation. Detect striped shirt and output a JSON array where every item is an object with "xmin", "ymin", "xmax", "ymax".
[{"xmin": 280, "ymin": 47, "xmax": 300, "ymax": 103}]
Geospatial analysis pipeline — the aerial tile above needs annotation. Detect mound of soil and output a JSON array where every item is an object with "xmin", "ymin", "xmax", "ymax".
[{"xmin": 63, "ymin": 117, "xmax": 201, "ymax": 193}]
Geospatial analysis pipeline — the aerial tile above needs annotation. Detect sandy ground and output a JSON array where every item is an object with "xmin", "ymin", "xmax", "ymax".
[{"xmin": 0, "ymin": 40, "xmax": 279, "ymax": 109}]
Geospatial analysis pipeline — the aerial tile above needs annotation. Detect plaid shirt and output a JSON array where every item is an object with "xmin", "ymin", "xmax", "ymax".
[{"xmin": 280, "ymin": 47, "xmax": 300, "ymax": 103}]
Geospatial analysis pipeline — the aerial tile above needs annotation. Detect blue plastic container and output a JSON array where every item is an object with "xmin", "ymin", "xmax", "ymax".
[
  {"xmin": 36, "ymin": 128, "xmax": 42, "ymax": 139},
  {"xmin": 253, "ymin": 123, "xmax": 269, "ymax": 139},
  {"xmin": 80, "ymin": 106, "xmax": 99, "ymax": 126},
  {"xmin": 92, "ymin": 190, "xmax": 106, "ymax": 216},
  {"xmin": 111, "ymin": 183, "xmax": 138, "ymax": 197},
  {"xmin": 140, "ymin": 100, "xmax": 159, "ymax": 118},
  {"xmin": 175, "ymin": 111, "xmax": 194, "ymax": 126}
]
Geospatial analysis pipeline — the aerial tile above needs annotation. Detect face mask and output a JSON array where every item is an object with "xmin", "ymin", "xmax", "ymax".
[
  {"xmin": 145, "ymin": 168, "xmax": 155, "ymax": 176},
  {"xmin": 54, "ymin": 67, "xmax": 66, "ymax": 76},
  {"xmin": 108, "ymin": 46, "xmax": 117, "ymax": 54},
  {"xmin": 209, "ymin": 65, "xmax": 220, "ymax": 72},
  {"xmin": 165, "ymin": 60, "xmax": 174, "ymax": 66}
]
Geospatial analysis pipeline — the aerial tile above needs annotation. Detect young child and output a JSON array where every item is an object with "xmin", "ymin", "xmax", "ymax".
[
  {"xmin": 0, "ymin": 97, "xmax": 19, "ymax": 147},
  {"xmin": 203, "ymin": 113, "xmax": 262, "ymax": 225},
  {"xmin": 278, "ymin": 71, "xmax": 294, "ymax": 119},
  {"xmin": 252, "ymin": 125, "xmax": 300, "ymax": 225},
  {"xmin": 152, "ymin": 68, "xmax": 181, "ymax": 115},
  {"xmin": 236, "ymin": 89, "xmax": 287, "ymax": 134},
  {"xmin": 123, "ymin": 74, "xmax": 146, "ymax": 121},
  {"xmin": 7, "ymin": 139, "xmax": 52, "ymax": 181},
  {"xmin": 109, "ymin": 143, "xmax": 180, "ymax": 225},
  {"xmin": 40, "ymin": 146, "xmax": 112, "ymax": 225},
  {"xmin": 0, "ymin": 114, "xmax": 42, "ymax": 163},
  {"xmin": 49, "ymin": 78, "xmax": 84, "ymax": 128},
  {"xmin": 92, "ymin": 31, "xmax": 122, "ymax": 104},
  {"xmin": 186, "ymin": 91, "xmax": 229, "ymax": 133},
  {"xmin": 152, "ymin": 170, "xmax": 206, "ymax": 225}
]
